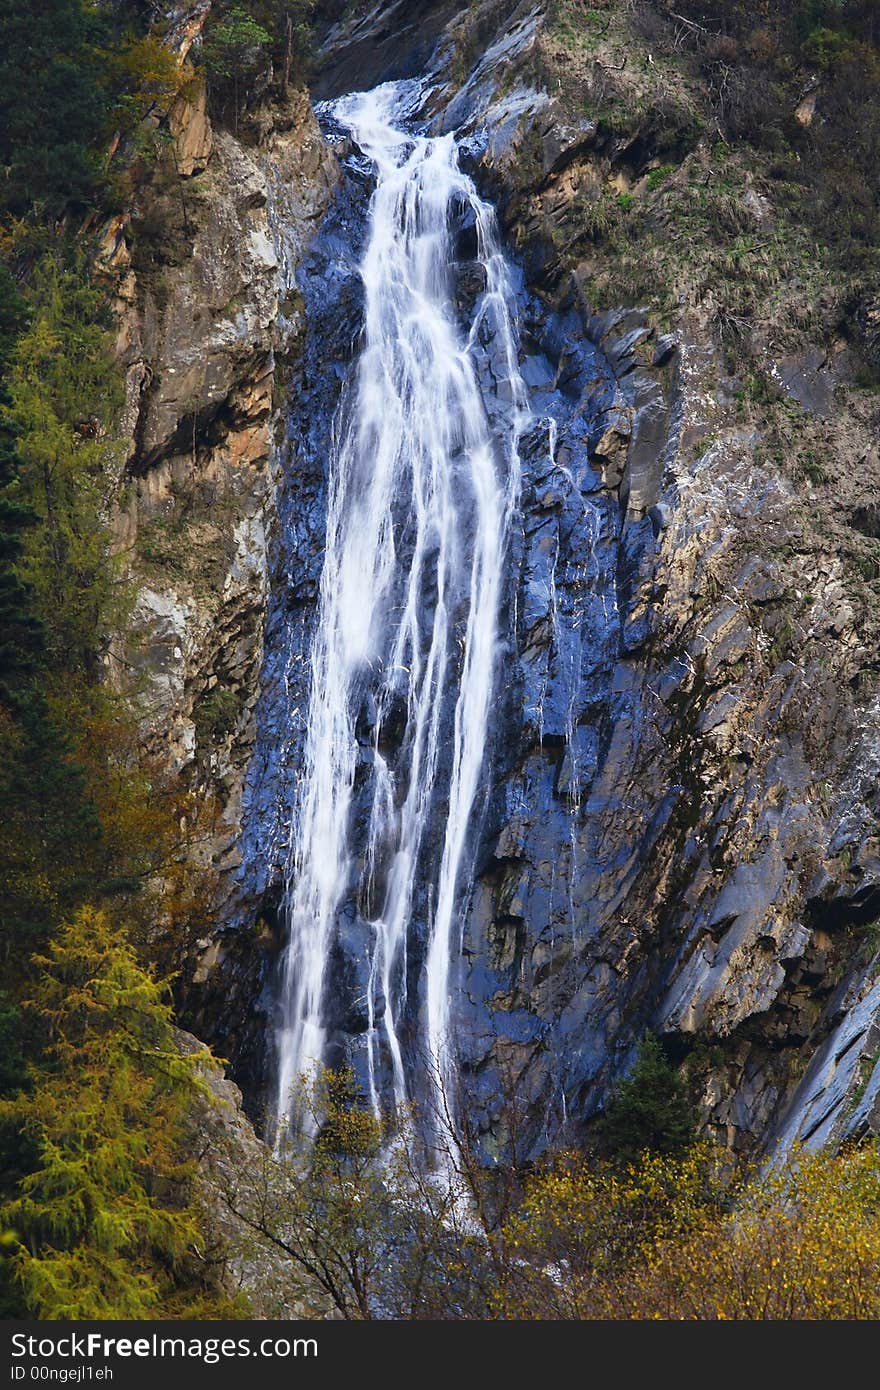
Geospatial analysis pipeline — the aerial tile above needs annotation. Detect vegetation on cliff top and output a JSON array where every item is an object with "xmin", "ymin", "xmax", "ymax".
[
  {"xmin": 198, "ymin": 0, "xmax": 315, "ymax": 126},
  {"xmin": 540, "ymin": 0, "xmax": 879, "ymax": 341}
]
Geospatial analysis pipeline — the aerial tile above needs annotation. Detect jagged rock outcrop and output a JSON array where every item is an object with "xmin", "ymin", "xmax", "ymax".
[
  {"xmin": 99, "ymin": 25, "xmax": 337, "ymax": 956},
  {"xmin": 179, "ymin": 1030, "xmax": 325, "ymax": 1316}
]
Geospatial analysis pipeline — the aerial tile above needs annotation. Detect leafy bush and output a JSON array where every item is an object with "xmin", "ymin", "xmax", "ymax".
[
  {"xmin": 193, "ymin": 686, "xmax": 242, "ymax": 746},
  {"xmin": 493, "ymin": 1141, "xmax": 880, "ymax": 1319},
  {"xmin": 494, "ymin": 1144, "xmax": 727, "ymax": 1318},
  {"xmin": 627, "ymin": 1145, "xmax": 880, "ymax": 1319},
  {"xmin": 646, "ymin": 163, "xmax": 676, "ymax": 191}
]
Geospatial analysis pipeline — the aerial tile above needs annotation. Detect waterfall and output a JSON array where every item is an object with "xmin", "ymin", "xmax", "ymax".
[{"xmin": 274, "ymin": 82, "xmax": 529, "ymax": 1143}]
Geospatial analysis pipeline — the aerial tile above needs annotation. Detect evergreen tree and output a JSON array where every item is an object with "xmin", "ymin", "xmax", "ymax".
[
  {"xmin": 200, "ymin": 6, "xmax": 272, "ymax": 127},
  {"xmin": 0, "ymin": 256, "xmax": 123, "ymax": 974},
  {"xmin": 0, "ymin": 266, "xmax": 43, "ymax": 703},
  {"xmin": 0, "ymin": 907, "xmax": 207, "ymax": 1318},
  {"xmin": 0, "ymin": 696, "xmax": 103, "ymax": 962},
  {"xmin": 3, "ymin": 256, "xmax": 125, "ymax": 676},
  {"xmin": 599, "ymin": 1033, "xmax": 696, "ymax": 1159},
  {"xmin": 0, "ymin": 0, "xmax": 116, "ymax": 220},
  {"xmin": 250, "ymin": 0, "xmax": 315, "ymax": 87}
]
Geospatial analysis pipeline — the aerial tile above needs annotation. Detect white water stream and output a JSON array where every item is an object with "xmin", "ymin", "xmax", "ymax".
[{"xmin": 275, "ymin": 83, "xmax": 529, "ymax": 1142}]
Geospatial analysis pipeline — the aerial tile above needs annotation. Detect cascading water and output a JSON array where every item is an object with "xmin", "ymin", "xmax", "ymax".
[{"xmin": 274, "ymin": 82, "xmax": 530, "ymax": 1143}]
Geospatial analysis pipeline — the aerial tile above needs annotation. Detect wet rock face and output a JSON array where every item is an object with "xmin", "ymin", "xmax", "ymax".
[
  {"xmin": 194, "ymin": 134, "xmax": 372, "ymax": 1106},
  {"xmin": 416, "ymin": 0, "xmax": 880, "ymax": 1155},
  {"xmin": 223, "ymin": 110, "xmax": 667, "ymax": 1134},
  {"xmin": 311, "ymin": 0, "xmax": 468, "ymax": 100}
]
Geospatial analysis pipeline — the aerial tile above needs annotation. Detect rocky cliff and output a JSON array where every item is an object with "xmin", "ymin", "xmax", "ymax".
[
  {"xmin": 117, "ymin": 0, "xmax": 880, "ymax": 1162},
  {"xmin": 99, "ymin": 5, "xmax": 337, "ymax": 981}
]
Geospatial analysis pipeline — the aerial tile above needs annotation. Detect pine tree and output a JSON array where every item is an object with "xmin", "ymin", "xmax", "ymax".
[
  {"xmin": 200, "ymin": 6, "xmax": 272, "ymax": 128},
  {"xmin": 0, "ymin": 907, "xmax": 208, "ymax": 1318},
  {"xmin": 3, "ymin": 256, "xmax": 125, "ymax": 676},
  {"xmin": 598, "ymin": 1033, "xmax": 696, "ymax": 1159},
  {"xmin": 0, "ymin": 0, "xmax": 116, "ymax": 220},
  {"xmin": 0, "ymin": 266, "xmax": 43, "ymax": 703}
]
